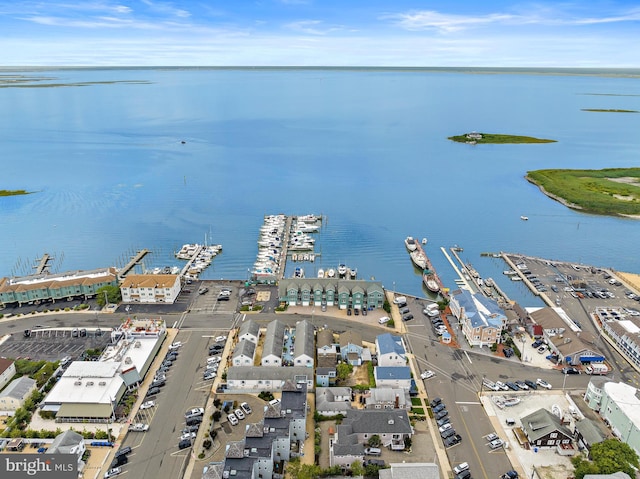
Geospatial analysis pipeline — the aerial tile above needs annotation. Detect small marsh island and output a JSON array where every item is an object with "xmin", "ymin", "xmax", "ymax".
[
  {"xmin": 0, "ymin": 189, "xmax": 31, "ymax": 197},
  {"xmin": 526, "ymin": 167, "xmax": 640, "ymax": 218},
  {"xmin": 448, "ymin": 132, "xmax": 556, "ymax": 145}
]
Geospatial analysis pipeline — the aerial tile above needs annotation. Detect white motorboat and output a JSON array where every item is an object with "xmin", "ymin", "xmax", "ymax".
[
  {"xmin": 349, "ymin": 268, "xmax": 357, "ymax": 279},
  {"xmin": 410, "ymin": 251, "xmax": 427, "ymax": 270},
  {"xmin": 404, "ymin": 236, "xmax": 418, "ymax": 252},
  {"xmin": 338, "ymin": 264, "xmax": 347, "ymax": 277},
  {"xmin": 317, "ymin": 268, "xmax": 325, "ymax": 278},
  {"xmin": 520, "ymin": 215, "xmax": 529, "ymax": 221},
  {"xmin": 422, "ymin": 237, "xmax": 427, "ymax": 245},
  {"xmin": 327, "ymin": 268, "xmax": 336, "ymax": 278}
]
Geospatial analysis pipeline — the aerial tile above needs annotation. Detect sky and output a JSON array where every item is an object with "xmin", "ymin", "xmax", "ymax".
[{"xmin": 1, "ymin": 0, "xmax": 639, "ymax": 67}]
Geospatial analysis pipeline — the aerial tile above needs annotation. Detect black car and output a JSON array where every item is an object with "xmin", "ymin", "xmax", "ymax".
[
  {"xmin": 178, "ymin": 439, "xmax": 192, "ymax": 450},
  {"xmin": 162, "ymin": 360, "xmax": 173, "ymax": 367},
  {"xmin": 399, "ymin": 307, "xmax": 410, "ymax": 315},
  {"xmin": 183, "ymin": 424, "xmax": 200, "ymax": 434},
  {"xmin": 433, "ymin": 403, "xmax": 446, "ymax": 413},
  {"xmin": 455, "ymin": 470, "xmax": 471, "ymax": 479},
  {"xmin": 110, "ymin": 455, "xmax": 128, "ymax": 468},
  {"xmin": 436, "ymin": 416, "xmax": 451, "ymax": 427},
  {"xmin": 524, "ymin": 379, "xmax": 537, "ymax": 390},
  {"xmin": 430, "ymin": 397, "xmax": 442, "ymax": 408},
  {"xmin": 505, "ymin": 382, "xmax": 519, "ymax": 391},
  {"xmin": 209, "ymin": 344, "xmax": 223, "ymax": 351},
  {"xmin": 146, "ymin": 387, "xmax": 160, "ymax": 397},
  {"xmin": 354, "ymin": 308, "xmax": 360, "ymax": 316},
  {"xmin": 563, "ymin": 367, "xmax": 580, "ymax": 375},
  {"xmin": 186, "ymin": 416, "xmax": 203, "ymax": 426},
  {"xmin": 441, "ymin": 428, "xmax": 456, "ymax": 439},
  {"xmin": 362, "ymin": 308, "xmax": 367, "ymax": 316},
  {"xmin": 347, "ymin": 308, "xmax": 352, "ymax": 316},
  {"xmin": 444, "ymin": 434, "xmax": 462, "ymax": 447},
  {"xmin": 435, "ymin": 409, "xmax": 448, "ymax": 420},
  {"xmin": 150, "ymin": 380, "xmax": 165, "ymax": 388},
  {"xmin": 115, "ymin": 446, "xmax": 132, "ymax": 458},
  {"xmin": 402, "ymin": 313, "xmax": 414, "ymax": 321}
]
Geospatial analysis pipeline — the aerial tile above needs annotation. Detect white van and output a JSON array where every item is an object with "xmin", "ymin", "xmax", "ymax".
[
  {"xmin": 393, "ymin": 296, "xmax": 407, "ymax": 305},
  {"xmin": 378, "ymin": 316, "xmax": 391, "ymax": 324},
  {"xmin": 364, "ymin": 447, "xmax": 382, "ymax": 456}
]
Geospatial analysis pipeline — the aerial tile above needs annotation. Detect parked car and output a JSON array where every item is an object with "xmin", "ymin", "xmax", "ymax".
[
  {"xmin": 489, "ymin": 438, "xmax": 504, "ymax": 449},
  {"xmin": 104, "ymin": 467, "xmax": 122, "ymax": 478},
  {"xmin": 128, "ymin": 423, "xmax": 149, "ymax": 432},
  {"xmin": 180, "ymin": 432, "xmax": 197, "ymax": 441},
  {"xmin": 185, "ymin": 416, "xmax": 203, "ymax": 426},
  {"xmin": 146, "ymin": 387, "xmax": 160, "ymax": 397},
  {"xmin": 393, "ymin": 296, "xmax": 407, "ymax": 305},
  {"xmin": 185, "ymin": 407, "xmax": 205, "ymax": 418},
  {"xmin": 435, "ymin": 409, "xmax": 449, "ymax": 420},
  {"xmin": 430, "ymin": 397, "xmax": 442, "ymax": 408},
  {"xmin": 536, "ymin": 378, "xmax": 552, "ymax": 389},
  {"xmin": 215, "ymin": 335, "xmax": 227, "ymax": 343},
  {"xmin": 378, "ymin": 316, "xmax": 391, "ymax": 324},
  {"xmin": 455, "ymin": 470, "xmax": 471, "ymax": 479},
  {"xmin": 436, "ymin": 416, "xmax": 450, "ymax": 427},
  {"xmin": 402, "ymin": 313, "xmax": 414, "ymax": 321},
  {"xmin": 182, "ymin": 424, "xmax": 200, "ymax": 434},
  {"xmin": 433, "ymin": 403, "xmax": 446, "ymax": 413},
  {"xmin": 453, "ymin": 463, "xmax": 469, "ymax": 475},
  {"xmin": 234, "ymin": 409, "xmax": 245, "ymax": 420},
  {"xmin": 178, "ymin": 439, "xmax": 192, "ymax": 450},
  {"xmin": 441, "ymin": 428, "xmax": 456, "ymax": 439},
  {"xmin": 444, "ymin": 434, "xmax": 461, "ymax": 447},
  {"xmin": 524, "ymin": 379, "xmax": 538, "ymax": 389},
  {"xmin": 240, "ymin": 402, "xmax": 252, "ymax": 415},
  {"xmin": 140, "ymin": 400, "xmax": 155, "ymax": 410},
  {"xmin": 514, "ymin": 380, "xmax": 528, "ymax": 390},
  {"xmin": 364, "ymin": 447, "xmax": 382, "ymax": 456},
  {"xmin": 421, "ymin": 370, "xmax": 435, "ymax": 380},
  {"xmin": 438, "ymin": 423, "xmax": 452, "ymax": 433},
  {"xmin": 203, "ymin": 372, "xmax": 217, "ymax": 381},
  {"xmin": 562, "ymin": 367, "xmax": 580, "ymax": 375},
  {"xmin": 505, "ymin": 382, "xmax": 519, "ymax": 391},
  {"xmin": 227, "ymin": 413, "xmax": 239, "ymax": 426}
]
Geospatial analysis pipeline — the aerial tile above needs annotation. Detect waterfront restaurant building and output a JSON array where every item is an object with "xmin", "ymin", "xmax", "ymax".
[
  {"xmin": 449, "ymin": 289, "xmax": 506, "ymax": 348},
  {"xmin": 120, "ymin": 274, "xmax": 181, "ymax": 304}
]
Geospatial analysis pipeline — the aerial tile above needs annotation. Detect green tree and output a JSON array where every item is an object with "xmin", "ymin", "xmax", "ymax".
[
  {"xmin": 368, "ymin": 435, "xmax": 381, "ymax": 447},
  {"xmin": 571, "ymin": 456, "xmax": 600, "ymax": 479},
  {"xmin": 336, "ymin": 363, "xmax": 353, "ymax": 381},
  {"xmin": 96, "ymin": 285, "xmax": 121, "ymax": 307},
  {"xmin": 350, "ymin": 461, "xmax": 365, "ymax": 477},
  {"xmin": 571, "ymin": 439, "xmax": 639, "ymax": 479}
]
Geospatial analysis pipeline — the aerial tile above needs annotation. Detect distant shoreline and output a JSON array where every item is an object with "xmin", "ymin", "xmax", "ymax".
[
  {"xmin": 449, "ymin": 133, "xmax": 556, "ymax": 144},
  {"xmin": 0, "ymin": 189, "xmax": 31, "ymax": 197}
]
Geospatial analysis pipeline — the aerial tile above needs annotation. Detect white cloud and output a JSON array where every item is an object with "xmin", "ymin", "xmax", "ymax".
[
  {"xmin": 385, "ymin": 10, "xmax": 519, "ymax": 33},
  {"xmin": 285, "ymin": 19, "xmax": 344, "ymax": 35}
]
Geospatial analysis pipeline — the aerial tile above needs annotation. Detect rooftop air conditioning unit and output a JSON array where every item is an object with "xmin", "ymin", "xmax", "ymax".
[
  {"xmin": 74, "ymin": 381, "xmax": 82, "ymax": 386},
  {"xmin": 125, "ymin": 357, "xmax": 132, "ymax": 364},
  {"xmin": 134, "ymin": 341, "xmax": 141, "ymax": 348},
  {"xmin": 86, "ymin": 381, "xmax": 94, "ymax": 386},
  {"xmin": 99, "ymin": 381, "xmax": 107, "ymax": 386}
]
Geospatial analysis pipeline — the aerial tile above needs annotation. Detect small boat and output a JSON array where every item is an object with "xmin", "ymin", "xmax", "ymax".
[
  {"xmin": 410, "ymin": 251, "xmax": 427, "ymax": 270},
  {"xmin": 317, "ymin": 268, "xmax": 325, "ymax": 278},
  {"xmin": 421, "ymin": 238, "xmax": 427, "ymax": 245},
  {"xmin": 511, "ymin": 276, "xmax": 523, "ymax": 281},
  {"xmin": 503, "ymin": 270, "xmax": 517, "ymax": 276},
  {"xmin": 349, "ymin": 268, "xmax": 357, "ymax": 279},
  {"xmin": 404, "ymin": 236, "xmax": 418, "ymax": 252},
  {"xmin": 338, "ymin": 264, "xmax": 347, "ymax": 277},
  {"xmin": 520, "ymin": 216, "xmax": 529, "ymax": 221},
  {"xmin": 423, "ymin": 270, "xmax": 440, "ymax": 293},
  {"xmin": 294, "ymin": 267, "xmax": 304, "ymax": 278},
  {"xmin": 327, "ymin": 268, "xmax": 336, "ymax": 278},
  {"xmin": 503, "ymin": 397, "xmax": 521, "ymax": 407}
]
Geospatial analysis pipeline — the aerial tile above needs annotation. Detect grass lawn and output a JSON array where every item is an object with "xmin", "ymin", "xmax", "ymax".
[
  {"xmin": 411, "ymin": 407, "xmax": 425, "ymax": 415},
  {"xmin": 411, "ymin": 397, "xmax": 423, "ymax": 406},
  {"xmin": 526, "ymin": 167, "xmax": 640, "ymax": 217}
]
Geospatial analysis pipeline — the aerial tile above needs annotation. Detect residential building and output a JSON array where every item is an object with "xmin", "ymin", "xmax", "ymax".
[
  {"xmin": 316, "ymin": 367, "xmax": 337, "ymax": 387},
  {"xmin": 0, "ymin": 358, "xmax": 16, "ymax": 391},
  {"xmin": 379, "ymin": 463, "xmax": 440, "ymax": 479},
  {"xmin": 584, "ymin": 377, "xmax": 609, "ymax": 411},
  {"xmin": 232, "ymin": 340, "xmax": 257, "ymax": 367},
  {"xmin": 374, "ymin": 367, "xmax": 412, "ymax": 390},
  {"xmin": 48, "ymin": 430, "xmax": 86, "ymax": 472},
  {"xmin": 598, "ymin": 382, "xmax": 640, "ymax": 452},
  {"xmin": 293, "ymin": 320, "xmax": 315, "ymax": 368},
  {"xmin": 330, "ymin": 409, "xmax": 412, "ymax": 467},
  {"xmin": 574, "ymin": 419, "xmax": 608, "ymax": 452},
  {"xmin": 278, "ymin": 278, "xmax": 384, "ymax": 310},
  {"xmin": 120, "ymin": 274, "xmax": 181, "ymax": 304},
  {"xmin": 226, "ymin": 367, "xmax": 313, "ymax": 392},
  {"xmin": 529, "ymin": 307, "xmax": 603, "ymax": 365},
  {"xmin": 238, "ymin": 319, "xmax": 260, "ymax": 344},
  {"xmin": 0, "ymin": 267, "xmax": 118, "ymax": 307},
  {"xmin": 0, "ymin": 376, "xmax": 37, "ymax": 411},
  {"xmin": 340, "ymin": 330, "xmax": 363, "ymax": 366},
  {"xmin": 601, "ymin": 314, "xmax": 640, "ymax": 370},
  {"xmin": 365, "ymin": 388, "xmax": 411, "ymax": 410},
  {"xmin": 521, "ymin": 408, "xmax": 573, "ymax": 449},
  {"xmin": 316, "ymin": 387, "xmax": 353, "ymax": 416},
  {"xmin": 261, "ymin": 320, "xmax": 286, "ymax": 367},
  {"xmin": 449, "ymin": 289, "xmax": 506, "ymax": 347},
  {"xmin": 317, "ymin": 329, "xmax": 338, "ymax": 367},
  {"xmin": 376, "ymin": 334, "xmax": 406, "ymax": 367}
]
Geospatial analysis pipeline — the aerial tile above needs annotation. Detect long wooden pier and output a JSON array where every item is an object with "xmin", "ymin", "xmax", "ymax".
[
  {"xmin": 118, "ymin": 249, "xmax": 150, "ymax": 280},
  {"xmin": 276, "ymin": 217, "xmax": 293, "ymax": 280},
  {"xmin": 33, "ymin": 253, "xmax": 53, "ymax": 274}
]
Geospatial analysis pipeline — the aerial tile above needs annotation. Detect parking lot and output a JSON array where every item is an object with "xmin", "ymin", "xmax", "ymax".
[{"xmin": 0, "ymin": 327, "xmax": 111, "ymax": 361}]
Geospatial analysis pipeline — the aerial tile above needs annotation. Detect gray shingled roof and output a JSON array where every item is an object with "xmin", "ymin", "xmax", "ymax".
[
  {"xmin": 48, "ymin": 430, "xmax": 84, "ymax": 454},
  {"xmin": 294, "ymin": 320, "xmax": 315, "ymax": 360},
  {"xmin": 521, "ymin": 408, "xmax": 572, "ymax": 443},
  {"xmin": 227, "ymin": 366, "xmax": 312, "ymax": 381},
  {"xmin": 233, "ymin": 339, "xmax": 256, "ymax": 360},
  {"xmin": 316, "ymin": 329, "xmax": 335, "ymax": 348},
  {"xmin": 262, "ymin": 320, "xmax": 285, "ymax": 359},
  {"xmin": 339, "ymin": 330, "xmax": 362, "ymax": 348},
  {"xmin": 342, "ymin": 409, "xmax": 412, "ymax": 434},
  {"xmin": 379, "ymin": 463, "xmax": 440, "ymax": 479},
  {"xmin": 239, "ymin": 319, "xmax": 260, "ymax": 340},
  {"xmin": 0, "ymin": 376, "xmax": 36, "ymax": 400}
]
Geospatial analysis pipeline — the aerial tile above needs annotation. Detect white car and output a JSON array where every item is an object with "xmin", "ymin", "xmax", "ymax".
[
  {"xmin": 240, "ymin": 402, "xmax": 252, "ymax": 415},
  {"xmin": 378, "ymin": 316, "xmax": 391, "ymax": 324},
  {"xmin": 185, "ymin": 407, "xmax": 204, "ymax": 418},
  {"xmin": 215, "ymin": 335, "xmax": 227, "ymax": 343},
  {"xmin": 438, "ymin": 423, "xmax": 452, "ymax": 433},
  {"xmin": 169, "ymin": 341, "xmax": 182, "ymax": 350},
  {"xmin": 140, "ymin": 400, "xmax": 155, "ymax": 410},
  {"xmin": 393, "ymin": 296, "xmax": 407, "ymax": 305},
  {"xmin": 421, "ymin": 370, "xmax": 435, "ymax": 380},
  {"xmin": 536, "ymin": 378, "xmax": 552, "ymax": 390},
  {"xmin": 104, "ymin": 467, "xmax": 121, "ymax": 478},
  {"xmin": 234, "ymin": 408, "xmax": 246, "ymax": 420},
  {"xmin": 227, "ymin": 413, "xmax": 239, "ymax": 426},
  {"xmin": 180, "ymin": 432, "xmax": 197, "ymax": 441},
  {"xmin": 129, "ymin": 423, "xmax": 149, "ymax": 432}
]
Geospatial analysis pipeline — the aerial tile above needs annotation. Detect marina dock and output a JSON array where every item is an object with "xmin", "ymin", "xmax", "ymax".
[
  {"xmin": 118, "ymin": 249, "xmax": 150, "ymax": 280},
  {"xmin": 33, "ymin": 253, "xmax": 53, "ymax": 274}
]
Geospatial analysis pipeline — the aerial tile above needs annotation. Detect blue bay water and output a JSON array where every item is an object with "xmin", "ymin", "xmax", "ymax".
[{"xmin": 1, "ymin": 68, "xmax": 639, "ymax": 307}]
